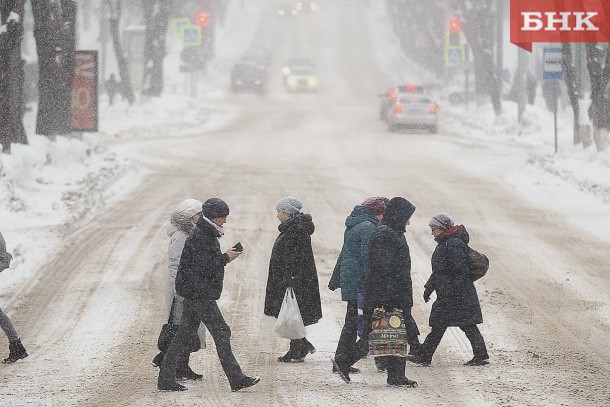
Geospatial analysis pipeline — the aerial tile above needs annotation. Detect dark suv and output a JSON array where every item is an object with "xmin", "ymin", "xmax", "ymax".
[{"xmin": 231, "ymin": 62, "xmax": 266, "ymax": 95}]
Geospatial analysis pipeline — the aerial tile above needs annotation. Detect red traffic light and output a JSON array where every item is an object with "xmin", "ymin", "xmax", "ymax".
[
  {"xmin": 448, "ymin": 16, "xmax": 461, "ymax": 33},
  {"xmin": 194, "ymin": 11, "xmax": 210, "ymax": 27}
]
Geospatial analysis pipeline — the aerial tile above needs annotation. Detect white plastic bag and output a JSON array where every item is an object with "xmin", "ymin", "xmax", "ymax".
[{"xmin": 274, "ymin": 288, "xmax": 306, "ymax": 339}]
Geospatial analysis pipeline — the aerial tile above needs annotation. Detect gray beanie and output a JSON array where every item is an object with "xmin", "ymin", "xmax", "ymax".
[
  {"xmin": 175, "ymin": 198, "xmax": 203, "ymax": 219},
  {"xmin": 276, "ymin": 196, "xmax": 303, "ymax": 215},
  {"xmin": 429, "ymin": 212, "xmax": 454, "ymax": 230}
]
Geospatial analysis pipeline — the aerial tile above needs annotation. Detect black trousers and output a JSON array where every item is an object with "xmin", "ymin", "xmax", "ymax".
[
  {"xmin": 159, "ymin": 298, "xmax": 246, "ymax": 387},
  {"xmin": 334, "ymin": 300, "xmax": 361, "ymax": 362},
  {"xmin": 421, "ymin": 324, "xmax": 488, "ymax": 361}
]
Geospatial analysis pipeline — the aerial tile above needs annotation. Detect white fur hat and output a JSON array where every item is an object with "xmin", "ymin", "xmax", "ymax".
[{"xmin": 175, "ymin": 198, "xmax": 203, "ymax": 219}]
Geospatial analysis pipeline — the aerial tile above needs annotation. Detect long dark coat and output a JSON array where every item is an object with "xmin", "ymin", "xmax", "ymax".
[
  {"xmin": 424, "ymin": 225, "xmax": 483, "ymax": 327},
  {"xmin": 363, "ymin": 198, "xmax": 416, "ymax": 313},
  {"xmin": 264, "ymin": 214, "xmax": 322, "ymax": 326}
]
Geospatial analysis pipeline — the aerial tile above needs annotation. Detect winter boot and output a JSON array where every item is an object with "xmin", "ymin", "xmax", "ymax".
[
  {"xmin": 278, "ymin": 340, "xmax": 300, "ymax": 362},
  {"xmin": 152, "ymin": 352, "xmax": 164, "ymax": 367},
  {"xmin": 331, "ymin": 358, "xmax": 351, "ymax": 384},
  {"xmin": 230, "ymin": 376, "xmax": 260, "ymax": 392},
  {"xmin": 176, "ymin": 354, "xmax": 203, "ymax": 380},
  {"xmin": 2, "ymin": 340, "xmax": 28, "ymax": 364},
  {"xmin": 375, "ymin": 357, "xmax": 388, "ymax": 372},
  {"xmin": 387, "ymin": 376, "xmax": 418, "ymax": 387},
  {"xmin": 464, "ymin": 357, "xmax": 489, "ymax": 366}
]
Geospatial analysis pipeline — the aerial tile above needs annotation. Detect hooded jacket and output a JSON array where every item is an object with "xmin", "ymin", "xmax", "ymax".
[
  {"xmin": 363, "ymin": 198, "xmax": 416, "ymax": 312},
  {"xmin": 264, "ymin": 214, "xmax": 322, "ymax": 326},
  {"xmin": 329, "ymin": 205, "xmax": 379, "ymax": 301},
  {"xmin": 425, "ymin": 225, "xmax": 483, "ymax": 327},
  {"xmin": 0, "ymin": 232, "xmax": 11, "ymax": 271},
  {"xmin": 175, "ymin": 217, "xmax": 229, "ymax": 301}
]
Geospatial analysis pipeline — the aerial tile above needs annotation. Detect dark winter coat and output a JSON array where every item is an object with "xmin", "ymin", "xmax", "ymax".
[
  {"xmin": 425, "ymin": 225, "xmax": 483, "ymax": 327},
  {"xmin": 329, "ymin": 205, "xmax": 378, "ymax": 301},
  {"xmin": 175, "ymin": 218, "xmax": 230, "ymax": 301},
  {"xmin": 363, "ymin": 198, "xmax": 416, "ymax": 313},
  {"xmin": 264, "ymin": 214, "xmax": 322, "ymax": 326}
]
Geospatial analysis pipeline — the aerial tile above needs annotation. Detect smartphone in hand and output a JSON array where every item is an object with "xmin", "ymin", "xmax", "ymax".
[{"xmin": 232, "ymin": 242, "xmax": 244, "ymax": 252}]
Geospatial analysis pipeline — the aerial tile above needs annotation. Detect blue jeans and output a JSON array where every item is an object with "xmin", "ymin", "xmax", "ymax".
[{"xmin": 0, "ymin": 307, "xmax": 18, "ymax": 342}]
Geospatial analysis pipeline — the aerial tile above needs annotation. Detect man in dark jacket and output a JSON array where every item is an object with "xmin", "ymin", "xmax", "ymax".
[
  {"xmin": 332, "ymin": 197, "xmax": 419, "ymax": 387},
  {"xmin": 158, "ymin": 198, "xmax": 260, "ymax": 392}
]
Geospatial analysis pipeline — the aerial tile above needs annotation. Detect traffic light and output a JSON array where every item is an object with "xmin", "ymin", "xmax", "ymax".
[
  {"xmin": 194, "ymin": 11, "xmax": 210, "ymax": 27},
  {"xmin": 448, "ymin": 16, "xmax": 461, "ymax": 34}
]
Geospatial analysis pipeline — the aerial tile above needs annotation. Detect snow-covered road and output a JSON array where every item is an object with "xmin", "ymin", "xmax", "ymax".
[{"xmin": 1, "ymin": 1, "xmax": 610, "ymax": 406}]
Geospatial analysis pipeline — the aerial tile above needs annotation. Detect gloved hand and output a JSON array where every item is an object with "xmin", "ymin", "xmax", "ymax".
[
  {"xmin": 328, "ymin": 280, "xmax": 340, "ymax": 291},
  {"xmin": 423, "ymin": 288, "xmax": 433, "ymax": 303}
]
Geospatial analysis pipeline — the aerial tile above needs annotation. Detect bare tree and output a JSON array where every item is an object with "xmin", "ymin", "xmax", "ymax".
[
  {"xmin": 31, "ymin": 0, "xmax": 77, "ymax": 136},
  {"xmin": 561, "ymin": 43, "xmax": 582, "ymax": 146},
  {"xmin": 106, "ymin": 0, "xmax": 135, "ymax": 104},
  {"xmin": 141, "ymin": 0, "xmax": 171, "ymax": 97},
  {"xmin": 585, "ymin": 43, "xmax": 610, "ymax": 152},
  {"xmin": 458, "ymin": 0, "xmax": 502, "ymax": 116},
  {"xmin": 0, "ymin": 0, "xmax": 27, "ymax": 152}
]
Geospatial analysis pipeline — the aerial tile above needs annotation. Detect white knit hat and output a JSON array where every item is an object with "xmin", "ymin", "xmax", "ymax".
[
  {"xmin": 175, "ymin": 199, "xmax": 203, "ymax": 219},
  {"xmin": 276, "ymin": 196, "xmax": 303, "ymax": 215}
]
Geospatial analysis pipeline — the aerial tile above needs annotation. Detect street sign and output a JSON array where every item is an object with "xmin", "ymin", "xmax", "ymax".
[
  {"xmin": 182, "ymin": 26, "xmax": 202, "ymax": 47},
  {"xmin": 171, "ymin": 18, "xmax": 191, "ymax": 37},
  {"xmin": 542, "ymin": 47, "xmax": 563, "ymax": 80},
  {"xmin": 446, "ymin": 47, "xmax": 464, "ymax": 67}
]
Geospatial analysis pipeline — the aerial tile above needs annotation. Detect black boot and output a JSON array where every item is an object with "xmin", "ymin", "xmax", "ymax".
[
  {"xmin": 291, "ymin": 338, "xmax": 316, "ymax": 361},
  {"xmin": 278, "ymin": 340, "xmax": 301, "ymax": 362},
  {"xmin": 152, "ymin": 352, "xmax": 164, "ymax": 367},
  {"xmin": 176, "ymin": 354, "xmax": 203, "ymax": 380},
  {"xmin": 3, "ymin": 340, "xmax": 28, "ymax": 364}
]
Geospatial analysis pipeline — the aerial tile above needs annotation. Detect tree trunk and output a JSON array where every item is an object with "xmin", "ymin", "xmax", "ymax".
[
  {"xmin": 141, "ymin": 0, "xmax": 171, "ymax": 97},
  {"xmin": 461, "ymin": 0, "xmax": 502, "ymax": 116},
  {"xmin": 0, "ymin": 0, "xmax": 27, "ymax": 152},
  {"xmin": 585, "ymin": 43, "xmax": 610, "ymax": 152},
  {"xmin": 31, "ymin": 0, "xmax": 77, "ymax": 137},
  {"xmin": 107, "ymin": 0, "xmax": 135, "ymax": 104},
  {"xmin": 562, "ymin": 43, "xmax": 581, "ymax": 145}
]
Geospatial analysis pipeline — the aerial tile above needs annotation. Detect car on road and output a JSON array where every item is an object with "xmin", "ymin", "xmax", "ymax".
[
  {"xmin": 277, "ymin": 2, "xmax": 298, "ymax": 16},
  {"xmin": 379, "ymin": 83, "xmax": 425, "ymax": 121},
  {"xmin": 285, "ymin": 65, "xmax": 319, "ymax": 92},
  {"xmin": 295, "ymin": 1, "xmax": 318, "ymax": 12},
  {"xmin": 231, "ymin": 62, "xmax": 266, "ymax": 95},
  {"xmin": 385, "ymin": 93, "xmax": 438, "ymax": 133},
  {"xmin": 282, "ymin": 57, "xmax": 315, "ymax": 82},
  {"xmin": 239, "ymin": 47, "xmax": 271, "ymax": 73}
]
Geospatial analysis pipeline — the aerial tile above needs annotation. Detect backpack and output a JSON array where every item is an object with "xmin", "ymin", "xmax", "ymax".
[{"xmin": 468, "ymin": 247, "xmax": 489, "ymax": 281}]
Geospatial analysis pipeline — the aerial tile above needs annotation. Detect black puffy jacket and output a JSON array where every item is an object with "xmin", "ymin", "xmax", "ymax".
[{"xmin": 175, "ymin": 218, "xmax": 229, "ymax": 301}]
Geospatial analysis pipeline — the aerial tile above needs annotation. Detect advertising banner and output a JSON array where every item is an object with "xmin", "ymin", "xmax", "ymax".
[
  {"xmin": 71, "ymin": 51, "xmax": 98, "ymax": 132},
  {"xmin": 510, "ymin": 0, "xmax": 610, "ymax": 52}
]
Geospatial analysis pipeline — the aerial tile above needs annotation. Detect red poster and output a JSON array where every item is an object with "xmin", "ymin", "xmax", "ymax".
[
  {"xmin": 71, "ymin": 51, "xmax": 98, "ymax": 131},
  {"xmin": 510, "ymin": 0, "xmax": 610, "ymax": 52}
]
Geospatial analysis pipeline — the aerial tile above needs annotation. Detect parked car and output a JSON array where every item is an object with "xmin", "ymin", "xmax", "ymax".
[
  {"xmin": 385, "ymin": 93, "xmax": 438, "ymax": 133},
  {"xmin": 282, "ymin": 57, "xmax": 314, "ymax": 82},
  {"xmin": 379, "ymin": 83, "xmax": 425, "ymax": 120},
  {"xmin": 231, "ymin": 62, "xmax": 266, "ymax": 95},
  {"xmin": 285, "ymin": 65, "xmax": 318, "ymax": 92}
]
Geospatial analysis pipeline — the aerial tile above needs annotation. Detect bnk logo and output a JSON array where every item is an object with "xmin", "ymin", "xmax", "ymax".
[{"xmin": 510, "ymin": 0, "xmax": 610, "ymax": 51}]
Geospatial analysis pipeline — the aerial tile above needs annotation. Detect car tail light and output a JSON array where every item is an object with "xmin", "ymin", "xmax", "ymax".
[
  {"xmin": 394, "ymin": 104, "xmax": 403, "ymax": 114},
  {"xmin": 406, "ymin": 83, "xmax": 416, "ymax": 91},
  {"xmin": 390, "ymin": 91, "xmax": 397, "ymax": 101},
  {"xmin": 428, "ymin": 103, "xmax": 437, "ymax": 114}
]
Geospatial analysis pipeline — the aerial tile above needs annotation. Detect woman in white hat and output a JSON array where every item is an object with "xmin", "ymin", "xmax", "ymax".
[{"xmin": 152, "ymin": 199, "xmax": 206, "ymax": 380}]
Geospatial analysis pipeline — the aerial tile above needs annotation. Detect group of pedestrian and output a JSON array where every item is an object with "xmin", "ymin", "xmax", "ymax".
[{"xmin": 153, "ymin": 194, "xmax": 489, "ymax": 392}]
